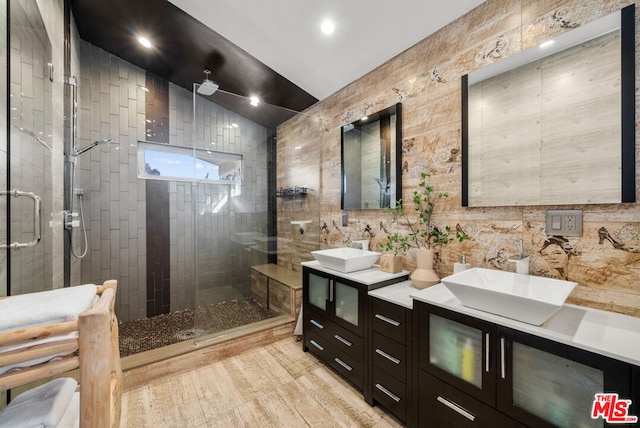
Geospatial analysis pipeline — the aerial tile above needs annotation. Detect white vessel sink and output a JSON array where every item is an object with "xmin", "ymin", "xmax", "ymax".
[
  {"xmin": 311, "ymin": 248, "xmax": 381, "ymax": 273},
  {"xmin": 441, "ymin": 268, "xmax": 577, "ymax": 325}
]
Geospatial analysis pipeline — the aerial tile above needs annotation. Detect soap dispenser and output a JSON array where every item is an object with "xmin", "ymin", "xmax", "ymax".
[
  {"xmin": 453, "ymin": 255, "xmax": 471, "ymax": 274},
  {"xmin": 461, "ymin": 338, "xmax": 475, "ymax": 382}
]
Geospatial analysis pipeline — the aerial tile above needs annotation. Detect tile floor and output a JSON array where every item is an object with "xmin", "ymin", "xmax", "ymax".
[{"xmin": 121, "ymin": 337, "xmax": 404, "ymax": 427}]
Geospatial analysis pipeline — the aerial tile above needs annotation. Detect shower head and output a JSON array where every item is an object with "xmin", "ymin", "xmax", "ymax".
[
  {"xmin": 196, "ymin": 69, "xmax": 219, "ymax": 96},
  {"xmin": 75, "ymin": 139, "xmax": 114, "ymax": 155}
]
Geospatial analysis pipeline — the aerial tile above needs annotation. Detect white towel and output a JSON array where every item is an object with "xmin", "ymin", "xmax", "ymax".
[
  {"xmin": 0, "ymin": 284, "xmax": 97, "ymax": 374},
  {"xmin": 0, "ymin": 378, "xmax": 78, "ymax": 428},
  {"xmin": 0, "ymin": 284, "xmax": 97, "ymax": 332},
  {"xmin": 56, "ymin": 391, "xmax": 79, "ymax": 428},
  {"xmin": 294, "ymin": 307, "xmax": 303, "ymax": 336},
  {"xmin": 0, "ymin": 331, "xmax": 79, "ymax": 375}
]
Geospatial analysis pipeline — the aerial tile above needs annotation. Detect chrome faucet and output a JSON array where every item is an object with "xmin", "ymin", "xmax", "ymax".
[
  {"xmin": 351, "ymin": 239, "xmax": 370, "ymax": 251},
  {"xmin": 508, "ymin": 239, "xmax": 529, "ymax": 274}
]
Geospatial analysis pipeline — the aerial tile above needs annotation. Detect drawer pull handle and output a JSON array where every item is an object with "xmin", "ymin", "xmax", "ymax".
[
  {"xmin": 500, "ymin": 337, "xmax": 506, "ymax": 379},
  {"xmin": 310, "ymin": 319, "xmax": 324, "ymax": 329},
  {"xmin": 310, "ymin": 340, "xmax": 324, "ymax": 351},
  {"xmin": 375, "ymin": 348, "xmax": 401, "ymax": 365},
  {"xmin": 334, "ymin": 334, "xmax": 353, "ymax": 347},
  {"xmin": 436, "ymin": 396, "xmax": 475, "ymax": 422},
  {"xmin": 375, "ymin": 314, "xmax": 400, "ymax": 327},
  {"xmin": 375, "ymin": 384, "xmax": 401, "ymax": 403},
  {"xmin": 485, "ymin": 332, "xmax": 490, "ymax": 372},
  {"xmin": 334, "ymin": 358, "xmax": 353, "ymax": 372}
]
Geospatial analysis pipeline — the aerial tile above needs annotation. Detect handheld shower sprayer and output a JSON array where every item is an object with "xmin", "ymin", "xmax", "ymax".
[{"xmin": 67, "ymin": 138, "xmax": 114, "ymax": 259}]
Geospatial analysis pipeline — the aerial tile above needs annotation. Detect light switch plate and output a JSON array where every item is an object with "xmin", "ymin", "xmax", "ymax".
[{"xmin": 545, "ymin": 209, "xmax": 583, "ymax": 237}]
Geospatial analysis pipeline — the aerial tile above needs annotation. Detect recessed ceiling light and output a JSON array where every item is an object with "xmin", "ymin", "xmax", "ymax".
[
  {"xmin": 361, "ymin": 116, "xmax": 368, "ymax": 121},
  {"xmin": 231, "ymin": 123, "xmax": 239, "ymax": 128},
  {"xmin": 138, "ymin": 36, "xmax": 152, "ymax": 49},
  {"xmin": 250, "ymin": 96, "xmax": 260, "ymax": 107},
  {"xmin": 321, "ymin": 20, "xmax": 335, "ymax": 35}
]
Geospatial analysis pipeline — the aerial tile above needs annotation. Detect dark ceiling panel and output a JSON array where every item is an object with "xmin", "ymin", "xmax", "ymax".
[{"xmin": 69, "ymin": 0, "xmax": 318, "ymax": 128}]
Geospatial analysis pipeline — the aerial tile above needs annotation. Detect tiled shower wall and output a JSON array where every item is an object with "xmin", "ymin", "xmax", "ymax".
[
  {"xmin": 76, "ymin": 41, "xmax": 147, "ymax": 322},
  {"xmin": 277, "ymin": 0, "xmax": 640, "ymax": 317},
  {"xmin": 75, "ymin": 40, "xmax": 270, "ymax": 321}
]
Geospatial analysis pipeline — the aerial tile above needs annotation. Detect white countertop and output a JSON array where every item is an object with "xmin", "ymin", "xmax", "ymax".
[
  {"xmin": 303, "ymin": 259, "xmax": 640, "ymax": 367},
  {"xmin": 411, "ymin": 284, "xmax": 640, "ymax": 367},
  {"xmin": 301, "ymin": 260, "xmax": 409, "ymax": 286},
  {"xmin": 368, "ymin": 280, "xmax": 415, "ymax": 309}
]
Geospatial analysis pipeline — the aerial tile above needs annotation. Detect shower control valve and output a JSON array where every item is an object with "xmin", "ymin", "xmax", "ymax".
[{"xmin": 64, "ymin": 211, "xmax": 80, "ymax": 229}]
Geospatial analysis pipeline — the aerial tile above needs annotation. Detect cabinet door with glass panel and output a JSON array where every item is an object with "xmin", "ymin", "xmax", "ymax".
[
  {"xmin": 496, "ymin": 327, "xmax": 634, "ymax": 428},
  {"xmin": 418, "ymin": 303, "xmax": 498, "ymax": 406},
  {"xmin": 304, "ymin": 268, "xmax": 364, "ymax": 336}
]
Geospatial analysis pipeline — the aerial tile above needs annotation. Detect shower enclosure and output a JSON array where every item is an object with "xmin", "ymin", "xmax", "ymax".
[
  {"xmin": 69, "ymin": 41, "xmax": 281, "ymax": 352},
  {"xmin": 1, "ymin": 0, "xmax": 318, "ymax": 367}
]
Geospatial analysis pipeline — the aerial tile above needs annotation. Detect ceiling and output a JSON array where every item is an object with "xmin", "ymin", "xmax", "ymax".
[{"xmin": 70, "ymin": 0, "xmax": 486, "ymax": 127}]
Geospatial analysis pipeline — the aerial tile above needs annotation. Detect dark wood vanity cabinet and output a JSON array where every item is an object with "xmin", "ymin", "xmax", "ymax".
[
  {"xmin": 304, "ymin": 271, "xmax": 639, "ymax": 427},
  {"xmin": 496, "ymin": 328, "xmax": 635, "ymax": 428},
  {"xmin": 369, "ymin": 296, "xmax": 413, "ymax": 424},
  {"xmin": 414, "ymin": 300, "xmax": 639, "ymax": 428},
  {"xmin": 302, "ymin": 265, "xmax": 407, "ymax": 394}
]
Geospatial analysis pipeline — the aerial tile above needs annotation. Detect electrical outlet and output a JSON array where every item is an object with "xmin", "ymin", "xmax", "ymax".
[{"xmin": 545, "ymin": 209, "xmax": 583, "ymax": 237}]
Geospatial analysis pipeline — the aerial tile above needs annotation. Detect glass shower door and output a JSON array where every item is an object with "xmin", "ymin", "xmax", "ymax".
[
  {"xmin": 191, "ymin": 90, "xmax": 271, "ymax": 342},
  {"xmin": 2, "ymin": 0, "xmax": 55, "ymax": 296},
  {"xmin": 0, "ymin": 0, "xmax": 7, "ymax": 300}
]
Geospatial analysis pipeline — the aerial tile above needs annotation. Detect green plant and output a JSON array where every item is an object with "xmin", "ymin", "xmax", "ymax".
[
  {"xmin": 381, "ymin": 172, "xmax": 467, "ymax": 250},
  {"xmin": 377, "ymin": 232, "xmax": 410, "ymax": 256}
]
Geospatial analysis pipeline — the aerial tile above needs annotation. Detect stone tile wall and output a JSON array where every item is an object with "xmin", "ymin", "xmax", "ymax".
[{"xmin": 276, "ymin": 0, "xmax": 640, "ymax": 317}]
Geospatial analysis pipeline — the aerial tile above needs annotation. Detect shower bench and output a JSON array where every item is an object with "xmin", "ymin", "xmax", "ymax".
[{"xmin": 250, "ymin": 264, "xmax": 302, "ymax": 319}]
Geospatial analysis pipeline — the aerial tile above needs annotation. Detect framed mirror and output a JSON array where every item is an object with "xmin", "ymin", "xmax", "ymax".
[
  {"xmin": 462, "ymin": 5, "xmax": 635, "ymax": 207},
  {"xmin": 341, "ymin": 103, "xmax": 402, "ymax": 210}
]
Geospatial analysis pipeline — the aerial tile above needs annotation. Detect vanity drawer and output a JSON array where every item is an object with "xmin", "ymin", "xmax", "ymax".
[
  {"xmin": 420, "ymin": 371, "xmax": 523, "ymax": 428},
  {"xmin": 306, "ymin": 329, "xmax": 333, "ymax": 361},
  {"xmin": 371, "ymin": 297, "xmax": 407, "ymax": 344},
  {"xmin": 306, "ymin": 311, "xmax": 363, "ymax": 362},
  {"xmin": 373, "ymin": 367, "xmax": 407, "ymax": 422},
  {"xmin": 306, "ymin": 311, "xmax": 332, "ymax": 339},
  {"xmin": 329, "ymin": 347, "xmax": 363, "ymax": 390},
  {"xmin": 306, "ymin": 329, "xmax": 363, "ymax": 390},
  {"xmin": 372, "ymin": 331, "xmax": 406, "ymax": 382}
]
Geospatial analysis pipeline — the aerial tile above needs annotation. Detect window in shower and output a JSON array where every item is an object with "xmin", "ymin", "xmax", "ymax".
[{"xmin": 137, "ymin": 140, "xmax": 242, "ymax": 184}]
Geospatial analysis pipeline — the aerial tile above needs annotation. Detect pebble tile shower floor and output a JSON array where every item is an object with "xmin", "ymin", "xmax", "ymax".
[{"xmin": 118, "ymin": 298, "xmax": 275, "ymax": 357}]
